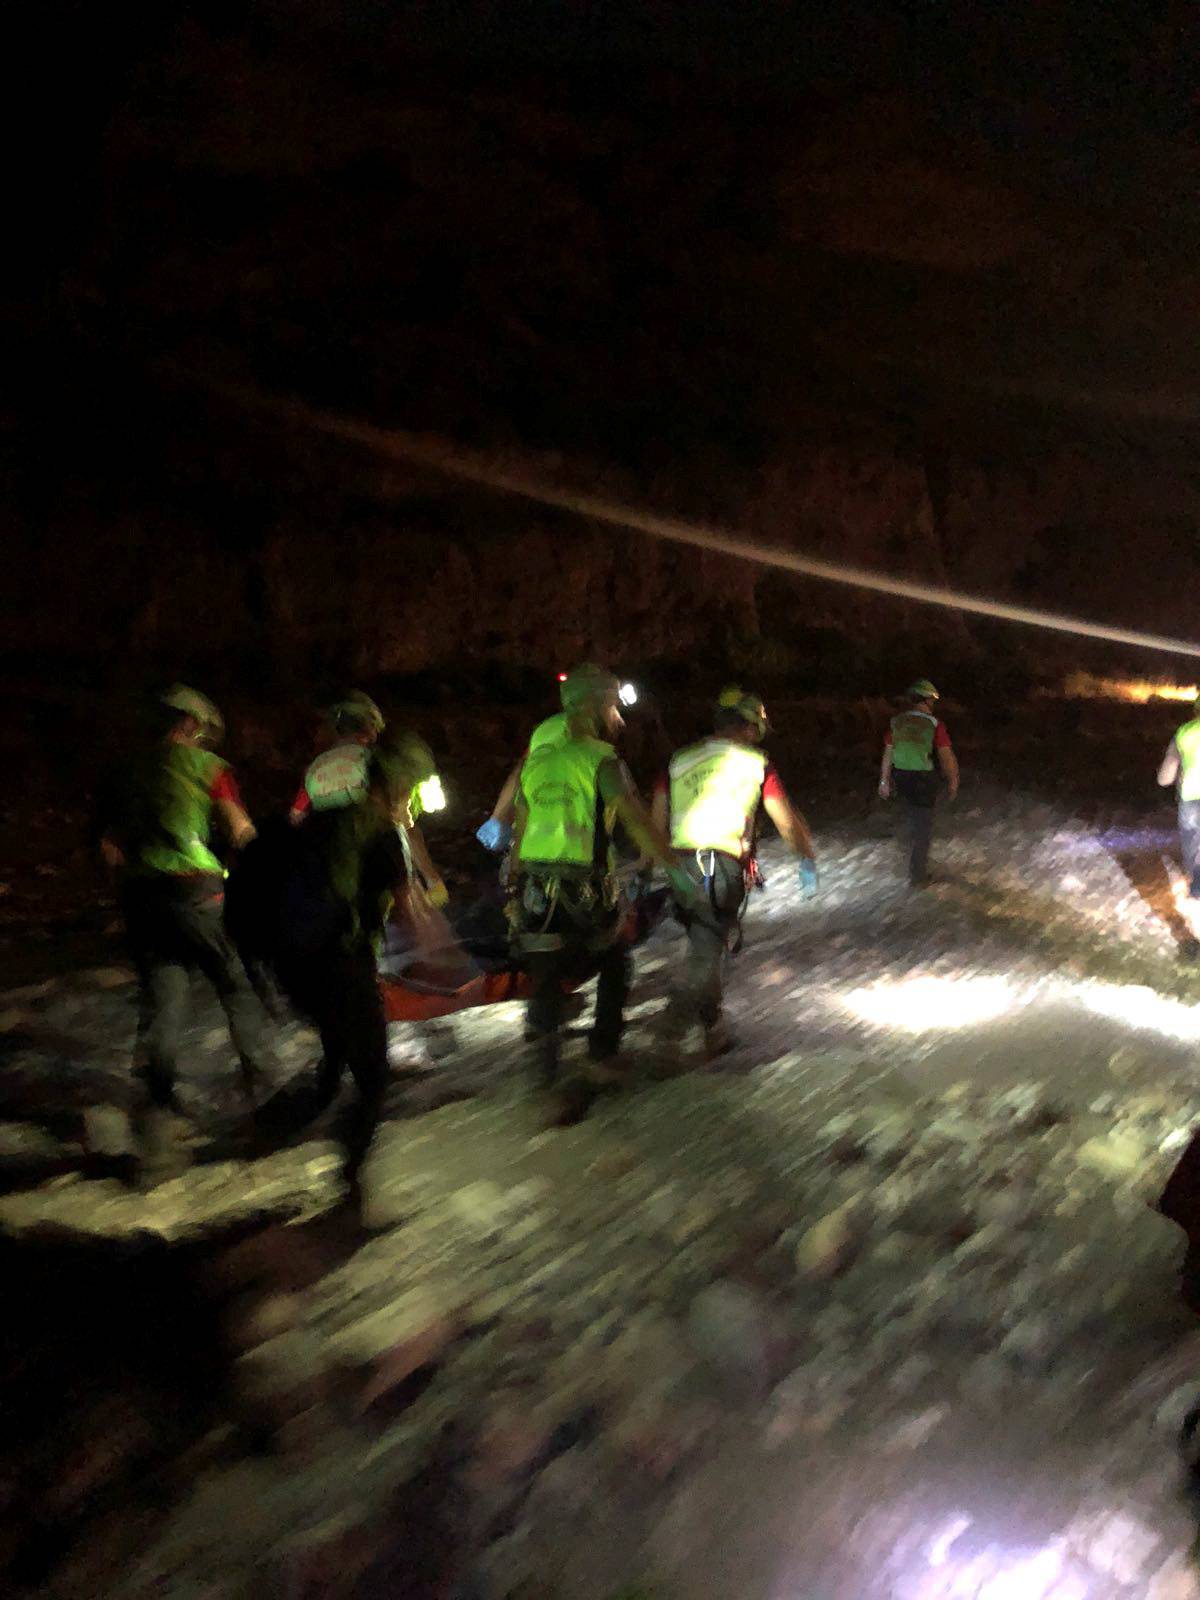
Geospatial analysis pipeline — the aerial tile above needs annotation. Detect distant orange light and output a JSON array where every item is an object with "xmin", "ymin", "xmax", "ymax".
[
  {"xmin": 1121, "ymin": 682, "xmax": 1197, "ymax": 704},
  {"xmin": 1060, "ymin": 671, "xmax": 1196, "ymax": 705}
]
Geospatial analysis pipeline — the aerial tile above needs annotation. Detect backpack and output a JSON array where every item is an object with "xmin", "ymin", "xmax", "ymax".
[{"xmin": 226, "ymin": 815, "xmax": 350, "ymax": 965}]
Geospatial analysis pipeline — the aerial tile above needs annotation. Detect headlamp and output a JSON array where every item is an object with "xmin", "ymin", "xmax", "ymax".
[
  {"xmin": 416, "ymin": 775, "xmax": 446, "ymax": 813},
  {"xmin": 618, "ymin": 682, "xmax": 638, "ymax": 707}
]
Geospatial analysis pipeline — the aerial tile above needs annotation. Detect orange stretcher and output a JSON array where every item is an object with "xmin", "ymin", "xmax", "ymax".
[
  {"xmin": 377, "ymin": 887, "xmax": 667, "ymax": 1023},
  {"xmin": 380, "ymin": 966, "xmax": 534, "ymax": 1022}
]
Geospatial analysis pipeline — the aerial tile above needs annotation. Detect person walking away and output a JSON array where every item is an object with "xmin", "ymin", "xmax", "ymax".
[
  {"xmin": 289, "ymin": 691, "xmax": 386, "ymax": 822},
  {"xmin": 98, "ymin": 685, "xmax": 271, "ymax": 1185},
  {"xmin": 477, "ymin": 670, "xmax": 615, "ymax": 1034},
  {"xmin": 476, "ymin": 668, "xmax": 636, "ymax": 855},
  {"xmin": 879, "ymin": 679, "xmax": 959, "ymax": 887},
  {"xmin": 652, "ymin": 688, "xmax": 817, "ymax": 1061},
  {"xmin": 290, "ymin": 692, "xmax": 446, "ymax": 905},
  {"xmin": 274, "ymin": 743, "xmax": 437, "ymax": 1215},
  {"xmin": 511, "ymin": 664, "xmax": 701, "ymax": 1122},
  {"xmin": 1157, "ymin": 699, "xmax": 1200, "ymax": 929}
]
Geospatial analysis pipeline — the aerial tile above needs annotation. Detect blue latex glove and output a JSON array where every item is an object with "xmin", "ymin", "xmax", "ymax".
[
  {"xmin": 798, "ymin": 859, "xmax": 818, "ymax": 899},
  {"xmin": 476, "ymin": 818, "xmax": 513, "ymax": 854}
]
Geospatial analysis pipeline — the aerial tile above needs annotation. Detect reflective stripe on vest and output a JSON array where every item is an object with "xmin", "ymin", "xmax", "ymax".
[
  {"xmin": 1177, "ymin": 719, "xmax": 1200, "ymax": 802},
  {"xmin": 140, "ymin": 745, "xmax": 228, "ymax": 878},
  {"xmin": 668, "ymin": 739, "xmax": 767, "ymax": 858},
  {"xmin": 305, "ymin": 743, "xmax": 370, "ymax": 810},
  {"xmin": 517, "ymin": 735, "xmax": 615, "ymax": 871},
  {"xmin": 890, "ymin": 711, "xmax": 937, "ymax": 773}
]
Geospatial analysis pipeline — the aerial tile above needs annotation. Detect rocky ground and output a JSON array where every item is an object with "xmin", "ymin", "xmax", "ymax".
[{"xmin": 5, "ymin": 779, "xmax": 1200, "ymax": 1597}]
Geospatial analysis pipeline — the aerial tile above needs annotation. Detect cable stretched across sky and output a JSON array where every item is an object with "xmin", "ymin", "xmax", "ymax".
[{"xmin": 244, "ymin": 387, "xmax": 1200, "ymax": 663}]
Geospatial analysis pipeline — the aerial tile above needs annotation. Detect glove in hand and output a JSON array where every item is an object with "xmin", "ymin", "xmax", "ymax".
[{"xmin": 476, "ymin": 818, "xmax": 513, "ymax": 853}]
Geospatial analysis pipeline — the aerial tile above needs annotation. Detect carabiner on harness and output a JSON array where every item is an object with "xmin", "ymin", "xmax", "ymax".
[{"xmin": 696, "ymin": 849, "xmax": 716, "ymax": 901}]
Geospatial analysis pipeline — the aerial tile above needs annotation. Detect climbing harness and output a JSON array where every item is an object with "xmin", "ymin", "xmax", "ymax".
[{"xmin": 512, "ymin": 867, "xmax": 622, "ymax": 955}]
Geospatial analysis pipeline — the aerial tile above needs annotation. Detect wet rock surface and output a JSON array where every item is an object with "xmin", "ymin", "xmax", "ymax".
[{"xmin": 5, "ymin": 788, "xmax": 1200, "ymax": 1595}]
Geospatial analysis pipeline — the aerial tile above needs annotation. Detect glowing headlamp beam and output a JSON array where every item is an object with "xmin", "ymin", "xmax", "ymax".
[
  {"xmin": 225, "ymin": 388, "xmax": 1200, "ymax": 662},
  {"xmin": 842, "ymin": 976, "xmax": 1017, "ymax": 1031},
  {"xmin": 618, "ymin": 682, "xmax": 638, "ymax": 707},
  {"xmin": 416, "ymin": 775, "xmax": 446, "ymax": 813}
]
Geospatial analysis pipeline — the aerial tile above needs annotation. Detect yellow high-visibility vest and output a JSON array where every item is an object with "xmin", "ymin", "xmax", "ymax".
[
  {"xmin": 669, "ymin": 739, "xmax": 767, "ymax": 858},
  {"xmin": 518, "ymin": 735, "xmax": 616, "ymax": 872}
]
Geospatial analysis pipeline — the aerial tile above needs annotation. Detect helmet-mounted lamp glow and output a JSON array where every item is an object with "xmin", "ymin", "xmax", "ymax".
[{"xmin": 416, "ymin": 775, "xmax": 446, "ymax": 813}]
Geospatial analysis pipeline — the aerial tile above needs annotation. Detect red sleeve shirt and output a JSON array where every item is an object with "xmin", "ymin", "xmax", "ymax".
[
  {"xmin": 210, "ymin": 766, "xmax": 243, "ymax": 807},
  {"xmin": 762, "ymin": 763, "xmax": 785, "ymax": 804}
]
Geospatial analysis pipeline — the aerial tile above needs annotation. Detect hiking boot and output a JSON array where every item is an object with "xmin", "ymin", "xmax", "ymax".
[
  {"xmin": 649, "ymin": 1019, "xmax": 704, "ymax": 1078},
  {"xmin": 132, "ymin": 1107, "xmax": 192, "ymax": 1189},
  {"xmin": 543, "ymin": 1075, "xmax": 598, "ymax": 1128},
  {"xmin": 702, "ymin": 1018, "xmax": 735, "ymax": 1061},
  {"xmin": 584, "ymin": 1045, "xmax": 633, "ymax": 1088},
  {"xmin": 322, "ymin": 1170, "xmax": 384, "ymax": 1242},
  {"xmin": 651, "ymin": 1000, "xmax": 688, "ymax": 1042}
]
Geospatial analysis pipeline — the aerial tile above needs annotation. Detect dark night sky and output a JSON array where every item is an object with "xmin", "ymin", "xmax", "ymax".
[
  {"xmin": 18, "ymin": 0, "xmax": 1198, "ymax": 443},
  {"xmin": 7, "ymin": 0, "xmax": 1200, "ymax": 688},
  {"xmin": 25, "ymin": 1, "xmax": 1197, "ymax": 294}
]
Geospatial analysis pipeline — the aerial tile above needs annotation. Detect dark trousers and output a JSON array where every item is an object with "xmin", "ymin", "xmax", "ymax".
[
  {"xmin": 519, "ymin": 885, "xmax": 629, "ymax": 1083},
  {"xmin": 282, "ymin": 944, "xmax": 389, "ymax": 1179},
  {"xmin": 669, "ymin": 851, "xmax": 745, "ymax": 1029},
  {"xmin": 1180, "ymin": 800, "xmax": 1200, "ymax": 899},
  {"xmin": 893, "ymin": 770, "xmax": 939, "ymax": 883},
  {"xmin": 122, "ymin": 875, "xmax": 270, "ymax": 1112}
]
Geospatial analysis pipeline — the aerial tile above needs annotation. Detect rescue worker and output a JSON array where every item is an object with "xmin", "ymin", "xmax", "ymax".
[
  {"xmin": 511, "ymin": 664, "xmax": 702, "ymax": 1119},
  {"xmin": 289, "ymin": 690, "xmax": 386, "ymax": 821},
  {"xmin": 652, "ymin": 688, "xmax": 817, "ymax": 1059},
  {"xmin": 878, "ymin": 678, "xmax": 959, "ymax": 887},
  {"xmin": 275, "ymin": 740, "xmax": 437, "ymax": 1214},
  {"xmin": 291, "ymin": 692, "xmax": 446, "ymax": 906},
  {"xmin": 478, "ymin": 670, "xmax": 642, "ymax": 854},
  {"xmin": 1157, "ymin": 697, "xmax": 1200, "ymax": 901},
  {"xmin": 98, "ymin": 685, "xmax": 271, "ymax": 1185}
]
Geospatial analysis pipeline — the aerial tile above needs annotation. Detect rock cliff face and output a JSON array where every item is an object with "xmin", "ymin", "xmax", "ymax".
[
  {"xmin": 14, "ymin": 388, "xmax": 1200, "ymax": 696},
  {"xmin": 10, "ymin": 15, "xmax": 1200, "ymax": 689}
]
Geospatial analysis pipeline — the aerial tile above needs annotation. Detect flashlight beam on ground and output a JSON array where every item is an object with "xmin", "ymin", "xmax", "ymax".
[{"xmin": 236, "ymin": 388, "xmax": 1200, "ymax": 662}]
